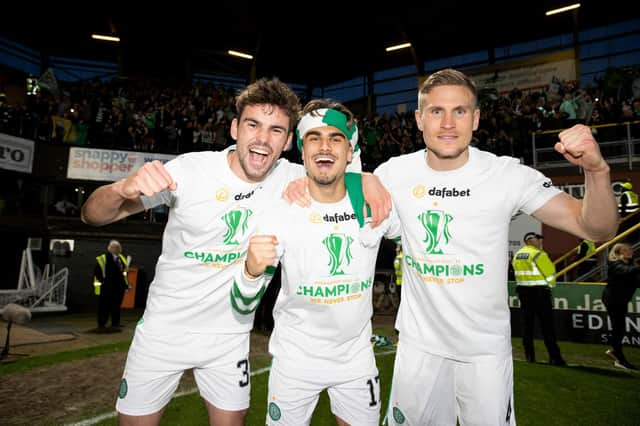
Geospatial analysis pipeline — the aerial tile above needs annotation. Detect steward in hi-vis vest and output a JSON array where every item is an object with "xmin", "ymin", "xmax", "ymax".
[
  {"xmin": 512, "ymin": 232, "xmax": 565, "ymax": 366},
  {"xmin": 618, "ymin": 182, "xmax": 638, "ymax": 216},
  {"xmin": 93, "ymin": 240, "xmax": 129, "ymax": 330},
  {"xmin": 94, "ymin": 253, "xmax": 129, "ymax": 295},
  {"xmin": 513, "ymin": 243, "xmax": 555, "ymax": 287},
  {"xmin": 576, "ymin": 239, "xmax": 597, "ymax": 278}
]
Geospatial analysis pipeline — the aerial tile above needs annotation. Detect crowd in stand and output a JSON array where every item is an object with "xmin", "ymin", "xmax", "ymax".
[{"xmin": 1, "ymin": 70, "xmax": 640, "ymax": 175}]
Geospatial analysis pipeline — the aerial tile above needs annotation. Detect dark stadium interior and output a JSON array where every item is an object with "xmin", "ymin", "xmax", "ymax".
[
  {"xmin": 0, "ymin": 2, "xmax": 638, "ymax": 311},
  {"xmin": 1, "ymin": 5, "xmax": 640, "ymax": 424},
  {"xmin": 2, "ymin": 1, "xmax": 632, "ymax": 86}
]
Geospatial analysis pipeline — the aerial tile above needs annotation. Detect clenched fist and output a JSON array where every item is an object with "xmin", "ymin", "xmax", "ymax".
[
  {"xmin": 245, "ymin": 235, "xmax": 278, "ymax": 278},
  {"xmin": 555, "ymin": 124, "xmax": 609, "ymax": 173},
  {"xmin": 116, "ymin": 160, "xmax": 177, "ymax": 199}
]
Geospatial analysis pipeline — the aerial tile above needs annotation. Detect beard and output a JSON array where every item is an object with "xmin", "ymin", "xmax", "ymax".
[
  {"xmin": 310, "ymin": 173, "xmax": 338, "ymax": 186},
  {"xmin": 237, "ymin": 143, "xmax": 276, "ymax": 182}
]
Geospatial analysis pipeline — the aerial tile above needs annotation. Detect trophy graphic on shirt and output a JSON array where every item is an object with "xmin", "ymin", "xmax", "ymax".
[
  {"xmin": 222, "ymin": 207, "xmax": 253, "ymax": 245},
  {"xmin": 418, "ymin": 210, "xmax": 453, "ymax": 254},
  {"xmin": 322, "ymin": 233, "xmax": 353, "ymax": 276}
]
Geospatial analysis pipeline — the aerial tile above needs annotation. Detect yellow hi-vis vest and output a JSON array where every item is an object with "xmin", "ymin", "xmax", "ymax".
[
  {"xmin": 94, "ymin": 254, "xmax": 129, "ymax": 295},
  {"xmin": 512, "ymin": 245, "xmax": 556, "ymax": 287},
  {"xmin": 577, "ymin": 240, "xmax": 596, "ymax": 258},
  {"xmin": 618, "ymin": 190, "xmax": 639, "ymax": 213},
  {"xmin": 394, "ymin": 250, "xmax": 403, "ymax": 286}
]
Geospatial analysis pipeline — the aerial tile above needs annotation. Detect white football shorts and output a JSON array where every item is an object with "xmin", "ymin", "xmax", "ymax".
[
  {"xmin": 386, "ymin": 341, "xmax": 515, "ymax": 425},
  {"xmin": 116, "ymin": 325, "xmax": 251, "ymax": 416},
  {"xmin": 266, "ymin": 360, "xmax": 380, "ymax": 425}
]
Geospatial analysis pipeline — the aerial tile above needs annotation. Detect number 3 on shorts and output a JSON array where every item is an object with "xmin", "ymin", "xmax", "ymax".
[{"xmin": 237, "ymin": 358, "xmax": 249, "ymax": 387}]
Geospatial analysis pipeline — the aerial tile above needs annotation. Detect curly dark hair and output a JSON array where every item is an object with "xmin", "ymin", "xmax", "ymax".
[{"xmin": 235, "ymin": 78, "xmax": 301, "ymax": 133}]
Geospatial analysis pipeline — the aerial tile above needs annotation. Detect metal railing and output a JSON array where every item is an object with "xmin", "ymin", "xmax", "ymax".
[
  {"xmin": 553, "ymin": 210, "xmax": 640, "ymax": 267},
  {"xmin": 554, "ymin": 219, "xmax": 640, "ymax": 282},
  {"xmin": 0, "ymin": 249, "xmax": 68, "ymax": 312},
  {"xmin": 532, "ymin": 121, "xmax": 640, "ymax": 170}
]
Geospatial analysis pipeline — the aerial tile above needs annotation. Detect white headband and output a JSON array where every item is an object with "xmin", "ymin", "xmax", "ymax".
[{"xmin": 296, "ymin": 108, "xmax": 359, "ymax": 152}]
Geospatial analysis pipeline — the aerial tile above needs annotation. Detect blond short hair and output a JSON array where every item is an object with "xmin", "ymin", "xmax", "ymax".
[
  {"xmin": 418, "ymin": 68, "xmax": 478, "ymax": 111},
  {"xmin": 608, "ymin": 243, "xmax": 631, "ymax": 261}
]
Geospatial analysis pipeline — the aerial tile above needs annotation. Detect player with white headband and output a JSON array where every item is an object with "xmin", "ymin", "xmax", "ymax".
[{"xmin": 233, "ymin": 99, "xmax": 400, "ymax": 426}]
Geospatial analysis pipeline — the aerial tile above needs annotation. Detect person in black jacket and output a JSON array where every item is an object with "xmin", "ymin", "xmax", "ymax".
[
  {"xmin": 604, "ymin": 242, "xmax": 639, "ymax": 370},
  {"xmin": 93, "ymin": 240, "xmax": 129, "ymax": 330}
]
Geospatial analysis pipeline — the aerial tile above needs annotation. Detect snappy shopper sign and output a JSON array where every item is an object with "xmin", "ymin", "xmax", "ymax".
[{"xmin": 67, "ymin": 148, "xmax": 175, "ymax": 182}]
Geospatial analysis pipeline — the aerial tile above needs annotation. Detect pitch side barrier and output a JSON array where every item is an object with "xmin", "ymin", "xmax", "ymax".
[{"xmin": 508, "ymin": 281, "xmax": 640, "ymax": 347}]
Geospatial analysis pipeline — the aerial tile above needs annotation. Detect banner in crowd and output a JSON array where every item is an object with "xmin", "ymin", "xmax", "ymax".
[
  {"xmin": 0, "ymin": 133, "xmax": 34, "ymax": 173},
  {"xmin": 51, "ymin": 116, "xmax": 88, "ymax": 145},
  {"xmin": 469, "ymin": 52, "xmax": 577, "ymax": 94},
  {"xmin": 508, "ymin": 282, "xmax": 640, "ymax": 347},
  {"xmin": 67, "ymin": 148, "xmax": 176, "ymax": 181},
  {"xmin": 38, "ymin": 67, "xmax": 59, "ymax": 95}
]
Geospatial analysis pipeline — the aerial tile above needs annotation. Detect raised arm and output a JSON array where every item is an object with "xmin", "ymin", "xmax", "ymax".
[
  {"xmin": 231, "ymin": 234, "xmax": 279, "ymax": 315},
  {"xmin": 533, "ymin": 124, "xmax": 618, "ymax": 242},
  {"xmin": 81, "ymin": 160, "xmax": 176, "ymax": 226}
]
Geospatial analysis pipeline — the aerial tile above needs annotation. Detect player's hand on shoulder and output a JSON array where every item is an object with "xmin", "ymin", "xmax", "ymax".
[{"xmin": 282, "ymin": 176, "xmax": 311, "ymax": 207}]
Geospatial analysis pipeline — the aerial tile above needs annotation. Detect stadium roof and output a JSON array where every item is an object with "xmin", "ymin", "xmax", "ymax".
[{"xmin": 3, "ymin": 2, "xmax": 633, "ymax": 87}]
